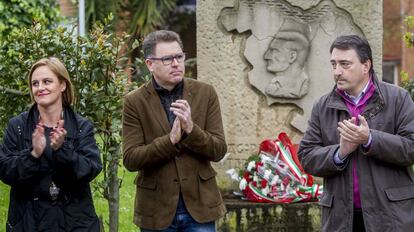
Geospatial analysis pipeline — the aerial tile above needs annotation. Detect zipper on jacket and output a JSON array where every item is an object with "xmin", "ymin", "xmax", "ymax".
[{"xmin": 7, "ymin": 221, "xmax": 12, "ymax": 230}]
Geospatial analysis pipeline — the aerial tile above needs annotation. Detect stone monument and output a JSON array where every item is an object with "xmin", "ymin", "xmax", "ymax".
[
  {"xmin": 198, "ymin": 0, "xmax": 382, "ymax": 230},
  {"xmin": 197, "ymin": 0, "xmax": 382, "ymax": 185}
]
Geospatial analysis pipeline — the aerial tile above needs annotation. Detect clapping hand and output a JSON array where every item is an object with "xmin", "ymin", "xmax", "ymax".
[
  {"xmin": 170, "ymin": 99, "xmax": 193, "ymax": 134},
  {"xmin": 50, "ymin": 119, "xmax": 67, "ymax": 151},
  {"xmin": 170, "ymin": 117, "xmax": 182, "ymax": 144},
  {"xmin": 31, "ymin": 123, "xmax": 46, "ymax": 158},
  {"xmin": 337, "ymin": 115, "xmax": 370, "ymax": 158}
]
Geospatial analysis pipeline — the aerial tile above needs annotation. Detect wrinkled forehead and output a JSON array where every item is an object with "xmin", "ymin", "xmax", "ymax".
[
  {"xmin": 153, "ymin": 41, "xmax": 183, "ymax": 57},
  {"xmin": 331, "ymin": 48, "xmax": 358, "ymax": 58},
  {"xmin": 30, "ymin": 65, "xmax": 64, "ymax": 85},
  {"xmin": 330, "ymin": 48, "xmax": 360, "ymax": 61},
  {"xmin": 31, "ymin": 65, "xmax": 54, "ymax": 79}
]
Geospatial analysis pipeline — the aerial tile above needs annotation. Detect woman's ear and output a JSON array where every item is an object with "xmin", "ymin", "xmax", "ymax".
[{"xmin": 61, "ymin": 81, "xmax": 67, "ymax": 92}]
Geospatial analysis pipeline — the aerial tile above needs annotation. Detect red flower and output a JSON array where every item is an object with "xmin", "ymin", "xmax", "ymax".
[{"xmin": 261, "ymin": 179, "xmax": 268, "ymax": 188}]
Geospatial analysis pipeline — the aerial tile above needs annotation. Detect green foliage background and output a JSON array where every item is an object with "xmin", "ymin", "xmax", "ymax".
[
  {"xmin": 0, "ymin": 0, "xmax": 60, "ymax": 40},
  {"xmin": 403, "ymin": 16, "xmax": 414, "ymax": 48},
  {"xmin": 401, "ymin": 16, "xmax": 414, "ymax": 99},
  {"xmin": 83, "ymin": 0, "xmax": 178, "ymax": 38}
]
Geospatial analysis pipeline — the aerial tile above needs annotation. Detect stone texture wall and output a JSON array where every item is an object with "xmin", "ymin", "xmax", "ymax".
[
  {"xmin": 217, "ymin": 200, "xmax": 321, "ymax": 232},
  {"xmin": 197, "ymin": 0, "xmax": 383, "ymax": 189}
]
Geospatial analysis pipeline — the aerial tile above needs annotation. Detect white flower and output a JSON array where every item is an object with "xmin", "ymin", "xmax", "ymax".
[
  {"xmin": 239, "ymin": 178, "xmax": 248, "ymax": 191},
  {"xmin": 262, "ymin": 185, "xmax": 270, "ymax": 196},
  {"xmin": 253, "ymin": 175, "xmax": 259, "ymax": 183},
  {"xmin": 226, "ymin": 168, "xmax": 241, "ymax": 181},
  {"xmin": 247, "ymin": 161, "xmax": 256, "ymax": 172},
  {"xmin": 264, "ymin": 169, "xmax": 272, "ymax": 180},
  {"xmin": 270, "ymin": 175, "xmax": 279, "ymax": 186}
]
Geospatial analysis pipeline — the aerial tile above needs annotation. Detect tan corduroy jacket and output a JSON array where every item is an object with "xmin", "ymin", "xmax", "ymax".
[{"xmin": 122, "ymin": 78, "xmax": 227, "ymax": 230}]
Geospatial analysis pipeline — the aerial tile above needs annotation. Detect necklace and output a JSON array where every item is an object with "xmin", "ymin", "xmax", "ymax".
[{"xmin": 38, "ymin": 110, "xmax": 64, "ymax": 128}]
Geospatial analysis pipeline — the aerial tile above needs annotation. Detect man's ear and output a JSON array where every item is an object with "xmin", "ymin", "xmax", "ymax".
[
  {"xmin": 289, "ymin": 51, "xmax": 297, "ymax": 64},
  {"xmin": 145, "ymin": 59, "xmax": 153, "ymax": 72},
  {"xmin": 363, "ymin": 59, "xmax": 371, "ymax": 74}
]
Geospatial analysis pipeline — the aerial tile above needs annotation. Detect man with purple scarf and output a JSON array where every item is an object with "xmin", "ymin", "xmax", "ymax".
[{"xmin": 299, "ymin": 35, "xmax": 414, "ymax": 232}]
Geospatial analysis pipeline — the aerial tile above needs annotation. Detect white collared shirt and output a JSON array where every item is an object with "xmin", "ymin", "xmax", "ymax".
[{"xmin": 344, "ymin": 79, "xmax": 371, "ymax": 105}]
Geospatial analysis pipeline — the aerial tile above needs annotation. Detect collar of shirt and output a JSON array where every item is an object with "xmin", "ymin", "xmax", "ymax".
[
  {"xmin": 152, "ymin": 77, "xmax": 184, "ymax": 96},
  {"xmin": 344, "ymin": 79, "xmax": 371, "ymax": 105}
]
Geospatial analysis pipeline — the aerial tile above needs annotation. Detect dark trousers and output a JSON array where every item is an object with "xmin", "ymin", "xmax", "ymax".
[{"xmin": 353, "ymin": 210, "xmax": 365, "ymax": 232}]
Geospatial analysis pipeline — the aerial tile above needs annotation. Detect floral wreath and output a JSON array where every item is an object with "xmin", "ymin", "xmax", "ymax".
[{"xmin": 228, "ymin": 132, "xmax": 323, "ymax": 203}]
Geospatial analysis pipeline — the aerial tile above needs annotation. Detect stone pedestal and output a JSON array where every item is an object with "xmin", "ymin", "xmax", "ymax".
[{"xmin": 218, "ymin": 199, "xmax": 321, "ymax": 232}]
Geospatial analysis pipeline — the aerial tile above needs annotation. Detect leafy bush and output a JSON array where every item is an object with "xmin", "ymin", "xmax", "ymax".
[
  {"xmin": 404, "ymin": 16, "xmax": 414, "ymax": 48},
  {"xmin": 0, "ymin": 17, "xmax": 144, "ymax": 231},
  {"xmin": 401, "ymin": 16, "xmax": 414, "ymax": 100},
  {"xmin": 0, "ymin": 0, "xmax": 60, "ymax": 40}
]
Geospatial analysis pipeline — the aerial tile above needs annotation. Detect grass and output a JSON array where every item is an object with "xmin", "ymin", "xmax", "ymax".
[
  {"xmin": 94, "ymin": 167, "xmax": 138, "ymax": 232},
  {"xmin": 0, "ymin": 168, "xmax": 139, "ymax": 232},
  {"xmin": 0, "ymin": 182, "xmax": 10, "ymax": 228}
]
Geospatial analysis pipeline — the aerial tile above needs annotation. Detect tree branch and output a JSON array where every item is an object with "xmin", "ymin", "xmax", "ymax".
[{"xmin": 0, "ymin": 85, "xmax": 29, "ymax": 96}]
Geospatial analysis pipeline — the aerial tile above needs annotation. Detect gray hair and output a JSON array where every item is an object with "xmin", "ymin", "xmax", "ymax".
[{"xmin": 143, "ymin": 30, "xmax": 183, "ymax": 58}]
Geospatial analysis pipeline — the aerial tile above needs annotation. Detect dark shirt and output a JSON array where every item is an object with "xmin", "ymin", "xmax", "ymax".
[
  {"xmin": 32, "ymin": 127, "xmax": 54, "ymax": 198},
  {"xmin": 153, "ymin": 78, "xmax": 184, "ymax": 128},
  {"xmin": 152, "ymin": 78, "xmax": 187, "ymax": 213}
]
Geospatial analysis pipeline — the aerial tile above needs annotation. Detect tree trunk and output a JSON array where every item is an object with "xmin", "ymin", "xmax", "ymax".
[{"xmin": 108, "ymin": 149, "xmax": 120, "ymax": 232}]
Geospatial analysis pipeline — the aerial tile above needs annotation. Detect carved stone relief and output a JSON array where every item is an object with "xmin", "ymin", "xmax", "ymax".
[
  {"xmin": 219, "ymin": 0, "xmax": 363, "ymax": 132},
  {"xmin": 264, "ymin": 21, "xmax": 310, "ymax": 99}
]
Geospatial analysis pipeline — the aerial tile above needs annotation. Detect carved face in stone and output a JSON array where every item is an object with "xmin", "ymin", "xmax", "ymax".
[
  {"xmin": 264, "ymin": 31, "xmax": 310, "ymax": 77},
  {"xmin": 262, "ymin": 31, "xmax": 311, "ymax": 99},
  {"xmin": 264, "ymin": 38, "xmax": 295, "ymax": 73}
]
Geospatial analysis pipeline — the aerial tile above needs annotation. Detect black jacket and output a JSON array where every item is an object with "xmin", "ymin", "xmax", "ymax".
[{"xmin": 0, "ymin": 105, "xmax": 102, "ymax": 232}]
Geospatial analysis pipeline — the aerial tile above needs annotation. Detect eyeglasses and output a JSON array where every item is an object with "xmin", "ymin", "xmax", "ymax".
[{"xmin": 147, "ymin": 53, "xmax": 186, "ymax": 65}]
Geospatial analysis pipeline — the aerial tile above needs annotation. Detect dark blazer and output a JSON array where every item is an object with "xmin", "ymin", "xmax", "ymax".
[
  {"xmin": 122, "ymin": 78, "xmax": 227, "ymax": 230},
  {"xmin": 0, "ymin": 105, "xmax": 102, "ymax": 232},
  {"xmin": 299, "ymin": 76, "xmax": 414, "ymax": 232}
]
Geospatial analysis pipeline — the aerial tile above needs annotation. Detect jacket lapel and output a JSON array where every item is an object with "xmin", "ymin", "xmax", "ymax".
[
  {"xmin": 361, "ymin": 76, "xmax": 385, "ymax": 120},
  {"xmin": 144, "ymin": 81, "xmax": 171, "ymax": 134},
  {"xmin": 182, "ymin": 78, "xmax": 193, "ymax": 108}
]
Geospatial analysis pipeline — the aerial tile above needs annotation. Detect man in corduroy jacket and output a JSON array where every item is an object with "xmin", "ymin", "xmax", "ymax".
[{"xmin": 122, "ymin": 30, "xmax": 227, "ymax": 231}]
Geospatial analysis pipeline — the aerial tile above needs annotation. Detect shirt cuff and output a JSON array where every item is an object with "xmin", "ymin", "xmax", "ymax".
[
  {"xmin": 362, "ymin": 133, "xmax": 372, "ymax": 148},
  {"xmin": 333, "ymin": 149, "xmax": 347, "ymax": 165}
]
